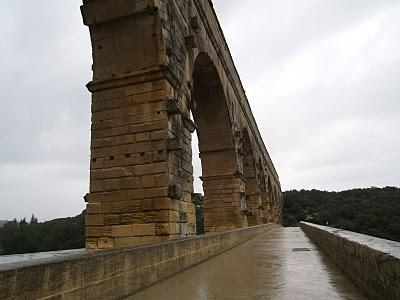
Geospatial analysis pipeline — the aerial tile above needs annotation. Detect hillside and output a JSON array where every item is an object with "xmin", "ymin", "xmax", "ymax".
[
  {"xmin": 0, "ymin": 212, "xmax": 85, "ymax": 255},
  {"xmin": 0, "ymin": 220, "xmax": 7, "ymax": 228},
  {"xmin": 283, "ymin": 187, "xmax": 400, "ymax": 242}
]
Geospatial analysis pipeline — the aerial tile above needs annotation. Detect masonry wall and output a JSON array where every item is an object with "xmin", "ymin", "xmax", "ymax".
[
  {"xmin": 81, "ymin": 0, "xmax": 283, "ymax": 249},
  {"xmin": 0, "ymin": 224, "xmax": 276, "ymax": 300},
  {"xmin": 300, "ymin": 222, "xmax": 400, "ymax": 300}
]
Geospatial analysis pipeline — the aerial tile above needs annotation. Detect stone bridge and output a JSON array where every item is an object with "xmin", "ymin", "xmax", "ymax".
[
  {"xmin": 81, "ymin": 0, "xmax": 283, "ymax": 250},
  {"xmin": 1, "ymin": 2, "xmax": 399, "ymax": 299}
]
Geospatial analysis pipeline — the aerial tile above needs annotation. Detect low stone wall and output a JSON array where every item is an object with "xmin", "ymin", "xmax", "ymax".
[
  {"xmin": 300, "ymin": 222, "xmax": 400, "ymax": 300},
  {"xmin": 0, "ymin": 224, "xmax": 276, "ymax": 300}
]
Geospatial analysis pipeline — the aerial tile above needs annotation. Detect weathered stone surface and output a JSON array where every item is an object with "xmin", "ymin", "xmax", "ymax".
[
  {"xmin": 301, "ymin": 222, "xmax": 400, "ymax": 300},
  {"xmin": 81, "ymin": 0, "xmax": 283, "ymax": 249},
  {"xmin": 0, "ymin": 224, "xmax": 276, "ymax": 300}
]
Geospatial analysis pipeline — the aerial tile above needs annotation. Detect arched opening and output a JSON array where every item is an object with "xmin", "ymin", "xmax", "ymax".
[
  {"xmin": 191, "ymin": 52, "xmax": 247, "ymax": 232},
  {"xmin": 191, "ymin": 133, "xmax": 204, "ymax": 234},
  {"xmin": 266, "ymin": 175, "xmax": 273, "ymax": 222},
  {"xmin": 271, "ymin": 185, "xmax": 278, "ymax": 223},
  {"xmin": 242, "ymin": 129, "xmax": 262, "ymax": 226},
  {"xmin": 258, "ymin": 159, "xmax": 270, "ymax": 224}
]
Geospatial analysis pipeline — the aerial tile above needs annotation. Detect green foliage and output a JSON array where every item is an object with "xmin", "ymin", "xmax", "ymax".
[
  {"xmin": 193, "ymin": 193, "xmax": 205, "ymax": 235},
  {"xmin": 0, "ymin": 212, "xmax": 85, "ymax": 255},
  {"xmin": 283, "ymin": 187, "xmax": 400, "ymax": 242}
]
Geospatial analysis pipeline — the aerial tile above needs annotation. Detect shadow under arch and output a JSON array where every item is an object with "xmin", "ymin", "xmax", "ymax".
[
  {"xmin": 191, "ymin": 52, "xmax": 248, "ymax": 233},
  {"xmin": 241, "ymin": 128, "xmax": 263, "ymax": 226}
]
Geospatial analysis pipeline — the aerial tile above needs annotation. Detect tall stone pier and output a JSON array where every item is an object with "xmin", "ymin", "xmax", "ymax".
[{"xmin": 81, "ymin": 0, "xmax": 283, "ymax": 250}]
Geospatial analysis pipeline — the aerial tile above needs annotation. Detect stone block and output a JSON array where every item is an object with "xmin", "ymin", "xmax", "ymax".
[
  {"xmin": 86, "ymin": 203, "xmax": 102, "ymax": 214},
  {"xmin": 104, "ymin": 179, "xmax": 120, "ymax": 192},
  {"xmin": 86, "ymin": 226, "xmax": 111, "ymax": 238},
  {"xmin": 111, "ymin": 225, "xmax": 134, "ymax": 237},
  {"xmin": 103, "ymin": 200, "xmax": 141, "ymax": 214},
  {"xmin": 121, "ymin": 213, "xmax": 143, "ymax": 224},
  {"xmin": 129, "ymin": 121, "xmax": 164, "ymax": 134},
  {"xmin": 86, "ymin": 214, "xmax": 104, "ymax": 226},
  {"xmin": 150, "ymin": 130, "xmax": 164, "ymax": 140},
  {"xmin": 132, "ymin": 223, "xmax": 155, "ymax": 236},
  {"xmin": 155, "ymin": 174, "xmax": 168, "ymax": 187},
  {"xmin": 136, "ymin": 132, "xmax": 150, "ymax": 142},
  {"xmin": 140, "ymin": 199, "xmax": 153, "ymax": 211},
  {"xmin": 134, "ymin": 162, "xmax": 166, "ymax": 176},
  {"xmin": 114, "ymin": 237, "xmax": 141, "ymax": 248},
  {"xmin": 126, "ymin": 187, "xmax": 169, "ymax": 200},
  {"xmin": 120, "ymin": 177, "xmax": 140, "ymax": 190},
  {"xmin": 85, "ymin": 238, "xmax": 98, "ymax": 250},
  {"xmin": 140, "ymin": 236, "xmax": 161, "ymax": 244},
  {"xmin": 90, "ymin": 181, "xmax": 104, "ymax": 193},
  {"xmin": 98, "ymin": 238, "xmax": 114, "ymax": 249},
  {"xmin": 152, "ymin": 198, "xmax": 173, "ymax": 210},
  {"xmin": 155, "ymin": 223, "xmax": 175, "ymax": 236},
  {"xmin": 104, "ymin": 214, "xmax": 120, "ymax": 225},
  {"xmin": 141, "ymin": 175, "xmax": 155, "ymax": 188}
]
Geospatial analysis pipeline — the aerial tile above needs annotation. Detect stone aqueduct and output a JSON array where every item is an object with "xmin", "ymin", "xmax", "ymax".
[{"xmin": 81, "ymin": 0, "xmax": 283, "ymax": 250}]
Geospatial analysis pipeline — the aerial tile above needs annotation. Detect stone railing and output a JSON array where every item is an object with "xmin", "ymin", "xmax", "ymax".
[
  {"xmin": 300, "ymin": 221, "xmax": 400, "ymax": 300},
  {"xmin": 0, "ymin": 224, "xmax": 276, "ymax": 300}
]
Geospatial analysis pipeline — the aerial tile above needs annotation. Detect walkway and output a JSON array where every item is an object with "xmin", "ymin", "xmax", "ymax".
[{"xmin": 128, "ymin": 227, "xmax": 365, "ymax": 299}]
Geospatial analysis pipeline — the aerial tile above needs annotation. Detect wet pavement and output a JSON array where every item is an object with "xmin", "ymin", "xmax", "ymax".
[{"xmin": 129, "ymin": 227, "xmax": 366, "ymax": 300}]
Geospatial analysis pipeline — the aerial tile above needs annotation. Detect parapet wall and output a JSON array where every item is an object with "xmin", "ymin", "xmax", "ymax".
[
  {"xmin": 300, "ymin": 222, "xmax": 400, "ymax": 300},
  {"xmin": 0, "ymin": 224, "xmax": 276, "ymax": 300}
]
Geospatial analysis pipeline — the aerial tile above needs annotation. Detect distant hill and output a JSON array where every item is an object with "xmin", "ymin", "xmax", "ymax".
[
  {"xmin": 0, "ymin": 212, "xmax": 85, "ymax": 255},
  {"xmin": 283, "ymin": 187, "xmax": 400, "ymax": 242}
]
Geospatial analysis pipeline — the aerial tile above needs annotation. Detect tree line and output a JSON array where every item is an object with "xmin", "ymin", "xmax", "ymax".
[
  {"xmin": 1, "ymin": 187, "xmax": 399, "ymax": 255},
  {"xmin": 0, "ymin": 212, "xmax": 85, "ymax": 255},
  {"xmin": 283, "ymin": 186, "xmax": 400, "ymax": 242}
]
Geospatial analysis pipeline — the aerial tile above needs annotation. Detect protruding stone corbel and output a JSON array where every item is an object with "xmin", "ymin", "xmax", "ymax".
[
  {"xmin": 235, "ymin": 130, "xmax": 241, "ymax": 138},
  {"xmin": 166, "ymin": 98, "xmax": 182, "ymax": 115},
  {"xmin": 185, "ymin": 35, "xmax": 197, "ymax": 49},
  {"xmin": 190, "ymin": 16, "xmax": 200, "ymax": 31},
  {"xmin": 168, "ymin": 184, "xmax": 182, "ymax": 199},
  {"xmin": 183, "ymin": 115, "xmax": 197, "ymax": 133},
  {"xmin": 83, "ymin": 193, "xmax": 90, "ymax": 203},
  {"xmin": 235, "ymin": 170, "xmax": 246, "ymax": 181},
  {"xmin": 167, "ymin": 138, "xmax": 183, "ymax": 151}
]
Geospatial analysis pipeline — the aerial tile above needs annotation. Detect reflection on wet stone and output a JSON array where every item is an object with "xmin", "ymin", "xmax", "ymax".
[{"xmin": 128, "ymin": 227, "xmax": 365, "ymax": 300}]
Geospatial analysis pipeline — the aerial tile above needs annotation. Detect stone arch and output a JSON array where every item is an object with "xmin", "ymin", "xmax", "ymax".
[
  {"xmin": 81, "ymin": 0, "xmax": 283, "ymax": 249},
  {"xmin": 271, "ymin": 185, "xmax": 279, "ymax": 223},
  {"xmin": 266, "ymin": 175, "xmax": 273, "ymax": 221},
  {"xmin": 241, "ymin": 128, "xmax": 263, "ymax": 226},
  {"xmin": 191, "ymin": 52, "xmax": 247, "ymax": 232},
  {"xmin": 257, "ymin": 159, "xmax": 270, "ymax": 224}
]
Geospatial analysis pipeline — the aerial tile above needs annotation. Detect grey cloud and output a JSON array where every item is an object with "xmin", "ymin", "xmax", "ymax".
[
  {"xmin": 213, "ymin": 0, "xmax": 400, "ymax": 191},
  {"xmin": 0, "ymin": 0, "xmax": 90, "ymax": 220}
]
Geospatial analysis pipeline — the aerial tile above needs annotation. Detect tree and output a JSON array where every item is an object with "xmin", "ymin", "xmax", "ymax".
[
  {"xmin": 0, "ymin": 211, "xmax": 85, "ymax": 255},
  {"xmin": 282, "ymin": 187, "xmax": 400, "ymax": 242},
  {"xmin": 30, "ymin": 214, "xmax": 38, "ymax": 224}
]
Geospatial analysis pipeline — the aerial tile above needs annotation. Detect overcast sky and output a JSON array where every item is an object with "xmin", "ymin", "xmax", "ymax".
[{"xmin": 1, "ymin": 0, "xmax": 399, "ymax": 221}]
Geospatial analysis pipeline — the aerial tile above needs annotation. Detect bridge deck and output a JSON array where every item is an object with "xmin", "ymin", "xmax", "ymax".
[{"xmin": 128, "ymin": 227, "xmax": 365, "ymax": 299}]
